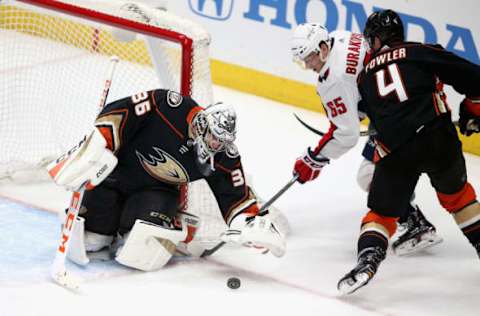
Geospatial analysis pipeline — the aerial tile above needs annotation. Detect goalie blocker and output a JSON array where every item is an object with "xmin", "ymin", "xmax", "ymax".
[{"xmin": 47, "ymin": 89, "xmax": 286, "ymax": 271}]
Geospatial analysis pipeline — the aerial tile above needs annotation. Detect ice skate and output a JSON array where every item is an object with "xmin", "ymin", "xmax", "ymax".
[
  {"xmin": 393, "ymin": 207, "xmax": 443, "ymax": 256},
  {"xmin": 337, "ymin": 247, "xmax": 386, "ymax": 295}
]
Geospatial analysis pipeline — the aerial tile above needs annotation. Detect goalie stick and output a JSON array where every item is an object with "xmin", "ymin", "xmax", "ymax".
[
  {"xmin": 50, "ymin": 56, "xmax": 119, "ymax": 290},
  {"xmin": 200, "ymin": 174, "xmax": 299, "ymax": 257}
]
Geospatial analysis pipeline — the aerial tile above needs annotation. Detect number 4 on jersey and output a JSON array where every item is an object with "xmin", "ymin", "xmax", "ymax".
[{"xmin": 375, "ymin": 64, "xmax": 409, "ymax": 102}]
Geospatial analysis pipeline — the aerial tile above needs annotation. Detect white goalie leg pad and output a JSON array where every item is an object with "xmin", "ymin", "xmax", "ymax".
[
  {"xmin": 115, "ymin": 219, "xmax": 187, "ymax": 271},
  {"xmin": 224, "ymin": 213, "xmax": 286, "ymax": 257},
  {"xmin": 66, "ymin": 216, "xmax": 114, "ymax": 266},
  {"xmin": 356, "ymin": 159, "xmax": 375, "ymax": 192}
]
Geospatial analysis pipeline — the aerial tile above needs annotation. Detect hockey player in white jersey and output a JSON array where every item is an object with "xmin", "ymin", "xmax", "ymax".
[
  {"xmin": 290, "ymin": 24, "xmax": 442, "ymax": 259},
  {"xmin": 291, "ymin": 25, "xmax": 365, "ymax": 165}
]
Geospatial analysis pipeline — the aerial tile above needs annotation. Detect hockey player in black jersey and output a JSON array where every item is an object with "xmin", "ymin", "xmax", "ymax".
[
  {"xmin": 338, "ymin": 9, "xmax": 480, "ymax": 294},
  {"xmin": 47, "ymin": 89, "xmax": 286, "ymax": 271}
]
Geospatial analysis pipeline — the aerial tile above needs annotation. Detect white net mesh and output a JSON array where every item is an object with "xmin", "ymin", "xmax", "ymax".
[{"xmin": 0, "ymin": 0, "xmax": 213, "ymax": 177}]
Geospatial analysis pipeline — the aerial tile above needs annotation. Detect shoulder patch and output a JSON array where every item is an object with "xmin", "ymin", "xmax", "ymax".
[
  {"xmin": 225, "ymin": 144, "xmax": 239, "ymax": 159},
  {"xmin": 167, "ymin": 91, "xmax": 183, "ymax": 108},
  {"xmin": 318, "ymin": 68, "xmax": 330, "ymax": 83}
]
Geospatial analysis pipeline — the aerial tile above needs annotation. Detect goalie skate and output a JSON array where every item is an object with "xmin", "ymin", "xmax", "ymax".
[
  {"xmin": 337, "ymin": 247, "xmax": 385, "ymax": 295},
  {"xmin": 393, "ymin": 207, "xmax": 443, "ymax": 256}
]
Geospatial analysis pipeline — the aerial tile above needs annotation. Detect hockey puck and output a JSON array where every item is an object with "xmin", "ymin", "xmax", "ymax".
[{"xmin": 227, "ymin": 277, "xmax": 241, "ymax": 289}]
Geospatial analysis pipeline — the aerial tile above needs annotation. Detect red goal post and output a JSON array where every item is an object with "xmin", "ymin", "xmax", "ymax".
[{"xmin": 18, "ymin": 0, "xmax": 196, "ymax": 96}]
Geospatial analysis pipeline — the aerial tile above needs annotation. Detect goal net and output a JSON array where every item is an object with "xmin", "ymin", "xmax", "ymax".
[
  {"xmin": 0, "ymin": 0, "xmax": 289, "ymax": 246},
  {"xmin": 1, "ymin": 0, "xmax": 212, "ymax": 177}
]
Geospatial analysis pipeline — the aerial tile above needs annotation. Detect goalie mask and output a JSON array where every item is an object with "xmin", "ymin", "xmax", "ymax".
[{"xmin": 191, "ymin": 102, "xmax": 238, "ymax": 175}]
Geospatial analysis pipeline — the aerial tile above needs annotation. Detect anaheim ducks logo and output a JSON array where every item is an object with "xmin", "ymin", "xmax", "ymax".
[{"xmin": 136, "ymin": 147, "xmax": 189, "ymax": 184}]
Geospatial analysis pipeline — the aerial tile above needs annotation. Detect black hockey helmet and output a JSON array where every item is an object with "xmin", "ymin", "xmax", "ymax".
[{"xmin": 363, "ymin": 9, "xmax": 404, "ymax": 49}]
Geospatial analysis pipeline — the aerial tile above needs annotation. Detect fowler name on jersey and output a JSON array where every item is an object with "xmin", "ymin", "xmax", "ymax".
[{"xmin": 365, "ymin": 47, "xmax": 407, "ymax": 73}]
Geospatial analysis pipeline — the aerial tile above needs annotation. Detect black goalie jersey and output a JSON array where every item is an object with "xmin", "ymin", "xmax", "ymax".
[
  {"xmin": 358, "ymin": 42, "xmax": 480, "ymax": 158},
  {"xmin": 94, "ymin": 89, "xmax": 253, "ymax": 223}
]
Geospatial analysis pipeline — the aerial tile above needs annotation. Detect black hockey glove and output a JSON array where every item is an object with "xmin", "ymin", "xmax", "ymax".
[{"xmin": 459, "ymin": 97, "xmax": 480, "ymax": 136}]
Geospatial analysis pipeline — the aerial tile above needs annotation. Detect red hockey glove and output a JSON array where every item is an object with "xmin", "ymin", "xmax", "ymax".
[
  {"xmin": 459, "ymin": 97, "xmax": 480, "ymax": 136},
  {"xmin": 293, "ymin": 147, "xmax": 330, "ymax": 184}
]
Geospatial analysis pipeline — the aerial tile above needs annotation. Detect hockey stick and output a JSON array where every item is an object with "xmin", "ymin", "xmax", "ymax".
[
  {"xmin": 200, "ymin": 174, "xmax": 299, "ymax": 257},
  {"xmin": 293, "ymin": 113, "xmax": 372, "ymax": 137},
  {"xmin": 295, "ymin": 113, "xmax": 462, "ymax": 138},
  {"xmin": 257, "ymin": 174, "xmax": 298, "ymax": 217},
  {"xmin": 50, "ymin": 56, "xmax": 119, "ymax": 290}
]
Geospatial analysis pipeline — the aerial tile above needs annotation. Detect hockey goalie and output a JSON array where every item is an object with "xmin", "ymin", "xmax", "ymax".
[{"xmin": 47, "ymin": 89, "xmax": 286, "ymax": 271}]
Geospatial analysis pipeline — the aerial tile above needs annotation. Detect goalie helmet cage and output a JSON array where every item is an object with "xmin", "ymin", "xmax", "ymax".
[{"xmin": 0, "ymin": 0, "xmax": 227, "ymax": 243}]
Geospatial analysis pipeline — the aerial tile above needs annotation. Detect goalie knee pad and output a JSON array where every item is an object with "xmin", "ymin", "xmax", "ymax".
[{"xmin": 115, "ymin": 219, "xmax": 187, "ymax": 271}]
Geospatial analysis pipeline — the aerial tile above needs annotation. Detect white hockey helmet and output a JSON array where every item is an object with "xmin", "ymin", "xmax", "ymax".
[
  {"xmin": 291, "ymin": 23, "xmax": 330, "ymax": 62},
  {"xmin": 192, "ymin": 102, "xmax": 238, "ymax": 173}
]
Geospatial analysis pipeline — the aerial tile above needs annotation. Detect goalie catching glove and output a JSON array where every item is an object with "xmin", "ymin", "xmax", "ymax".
[
  {"xmin": 293, "ymin": 147, "xmax": 330, "ymax": 184},
  {"xmin": 47, "ymin": 128, "xmax": 118, "ymax": 191},
  {"xmin": 221, "ymin": 211, "xmax": 286, "ymax": 257},
  {"xmin": 459, "ymin": 97, "xmax": 480, "ymax": 136}
]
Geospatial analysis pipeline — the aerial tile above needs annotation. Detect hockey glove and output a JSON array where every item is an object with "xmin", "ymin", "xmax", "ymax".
[
  {"xmin": 293, "ymin": 147, "xmax": 330, "ymax": 184},
  {"xmin": 47, "ymin": 128, "xmax": 118, "ymax": 191},
  {"xmin": 459, "ymin": 97, "xmax": 480, "ymax": 136},
  {"xmin": 221, "ymin": 211, "xmax": 286, "ymax": 257}
]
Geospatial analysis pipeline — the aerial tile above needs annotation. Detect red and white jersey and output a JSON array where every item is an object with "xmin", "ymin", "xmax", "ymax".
[{"xmin": 313, "ymin": 30, "xmax": 368, "ymax": 159}]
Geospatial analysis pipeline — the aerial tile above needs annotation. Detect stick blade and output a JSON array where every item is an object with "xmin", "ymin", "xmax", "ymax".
[{"xmin": 51, "ymin": 269, "xmax": 82, "ymax": 290}]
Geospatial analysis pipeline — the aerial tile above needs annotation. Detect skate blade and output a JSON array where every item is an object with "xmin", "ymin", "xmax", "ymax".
[
  {"xmin": 394, "ymin": 232, "xmax": 443, "ymax": 256},
  {"xmin": 338, "ymin": 273, "xmax": 370, "ymax": 296}
]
